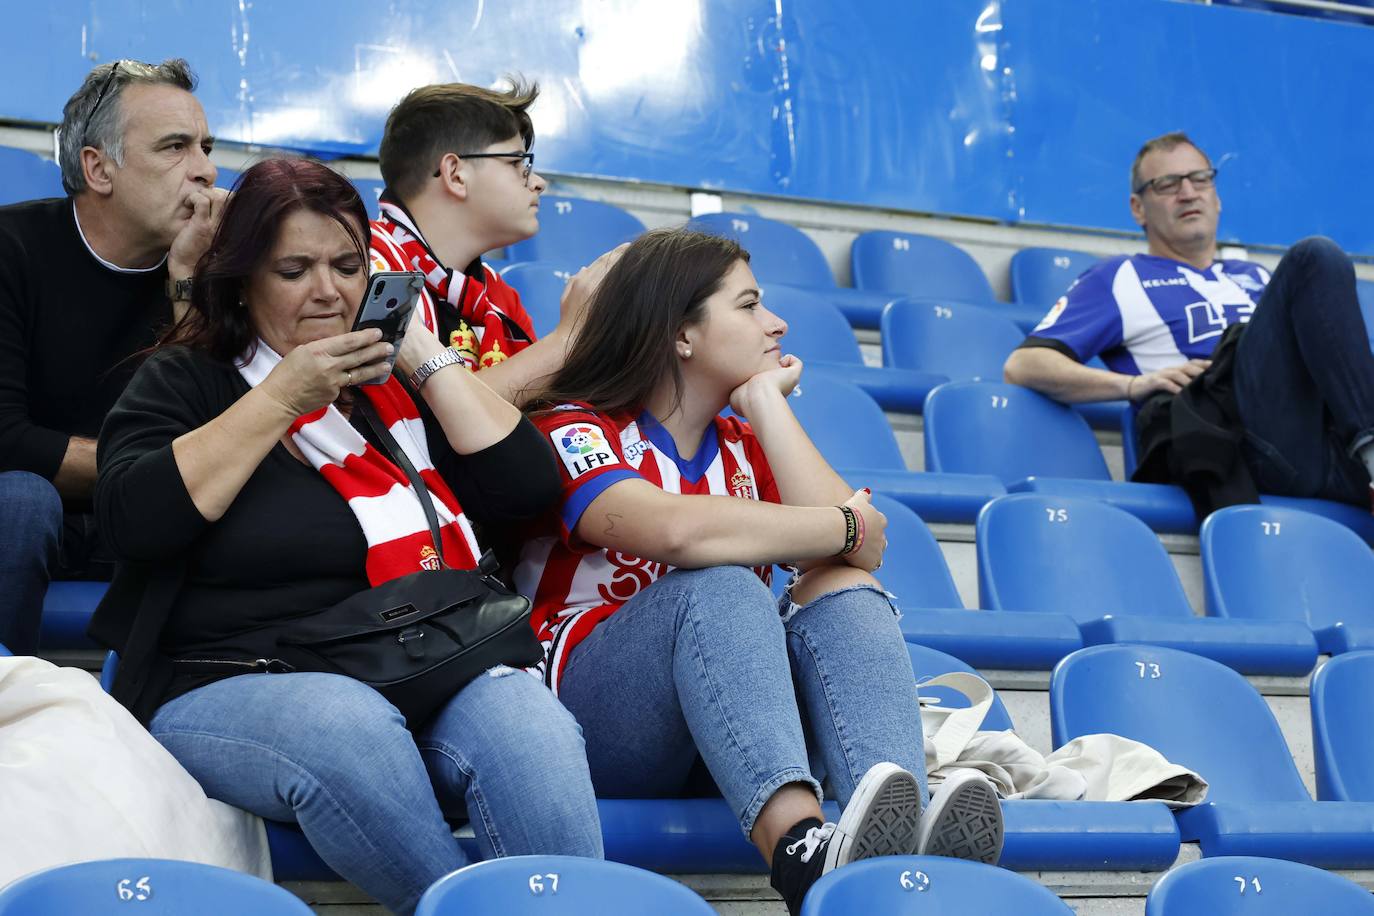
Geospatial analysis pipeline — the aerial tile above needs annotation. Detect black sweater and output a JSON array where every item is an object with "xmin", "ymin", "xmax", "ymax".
[
  {"xmin": 91, "ymin": 345, "xmax": 559, "ymax": 717},
  {"xmin": 0, "ymin": 198, "xmax": 169, "ymax": 490}
]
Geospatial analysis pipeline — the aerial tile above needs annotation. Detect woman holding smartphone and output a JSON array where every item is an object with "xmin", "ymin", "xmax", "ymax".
[
  {"xmin": 516, "ymin": 228, "xmax": 1004, "ymax": 916},
  {"xmin": 91, "ymin": 158, "xmax": 601, "ymax": 915}
]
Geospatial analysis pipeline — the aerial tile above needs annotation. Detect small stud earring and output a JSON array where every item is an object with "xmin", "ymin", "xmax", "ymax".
[{"xmin": 682, "ymin": 349, "xmax": 692, "ymax": 358}]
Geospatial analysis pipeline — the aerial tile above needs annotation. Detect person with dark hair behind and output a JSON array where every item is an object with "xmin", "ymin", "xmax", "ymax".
[
  {"xmin": 0, "ymin": 57, "xmax": 226, "ymax": 655},
  {"xmin": 90, "ymin": 158, "xmax": 601, "ymax": 915},
  {"xmin": 516, "ymin": 227, "xmax": 1005, "ymax": 916}
]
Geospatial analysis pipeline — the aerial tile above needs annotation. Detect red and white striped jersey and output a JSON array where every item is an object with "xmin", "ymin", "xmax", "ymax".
[{"xmin": 515, "ymin": 404, "xmax": 780, "ymax": 693}]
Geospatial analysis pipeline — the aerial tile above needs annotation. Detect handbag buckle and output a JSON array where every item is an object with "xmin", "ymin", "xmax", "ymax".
[{"xmin": 397, "ymin": 626, "xmax": 426, "ymax": 660}]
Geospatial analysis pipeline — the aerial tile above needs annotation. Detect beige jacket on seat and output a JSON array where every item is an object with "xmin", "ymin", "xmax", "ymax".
[{"xmin": 920, "ymin": 671, "xmax": 1208, "ymax": 807}]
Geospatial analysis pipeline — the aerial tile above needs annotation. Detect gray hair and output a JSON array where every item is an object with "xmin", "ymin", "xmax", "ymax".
[{"xmin": 58, "ymin": 58, "xmax": 197, "ymax": 195}]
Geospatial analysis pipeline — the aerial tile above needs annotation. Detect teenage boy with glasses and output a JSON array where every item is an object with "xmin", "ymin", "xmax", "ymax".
[
  {"xmin": 370, "ymin": 78, "xmax": 622, "ymax": 407},
  {"xmin": 0, "ymin": 58, "xmax": 225, "ymax": 655},
  {"xmin": 1005, "ymin": 131, "xmax": 1374, "ymax": 513}
]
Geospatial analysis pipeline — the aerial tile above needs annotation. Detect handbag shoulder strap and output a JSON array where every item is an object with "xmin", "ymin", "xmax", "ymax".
[
  {"xmin": 357, "ymin": 396, "xmax": 449, "ymax": 569},
  {"xmin": 919, "ymin": 672, "xmax": 996, "ymax": 771},
  {"xmin": 357, "ymin": 396, "xmax": 502, "ymax": 578}
]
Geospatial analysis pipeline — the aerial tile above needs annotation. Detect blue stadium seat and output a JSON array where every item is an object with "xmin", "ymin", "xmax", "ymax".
[
  {"xmin": 415, "ymin": 855, "xmax": 714, "ymax": 915},
  {"xmin": 904, "ymin": 642, "xmax": 1180, "ymax": 871},
  {"xmin": 0, "ymin": 145, "xmax": 64, "ymax": 205},
  {"xmin": 350, "ymin": 177, "xmax": 385, "ymax": 219},
  {"xmin": 786, "ymin": 376, "xmax": 1006, "ymax": 523},
  {"xmin": 1145, "ymin": 855, "xmax": 1374, "ymax": 915},
  {"xmin": 508, "ymin": 195, "xmax": 646, "ymax": 269},
  {"xmin": 1118, "ymin": 404, "xmax": 1374, "ymax": 544},
  {"xmin": 881, "ymin": 495, "xmax": 1081, "ymax": 669},
  {"xmin": 928, "ymin": 380, "xmax": 1374, "ymax": 544},
  {"xmin": 979, "ymin": 494, "xmax": 1317, "ymax": 676},
  {"xmin": 881, "ymin": 300, "xmax": 1127, "ymax": 429},
  {"xmin": 688, "ymin": 212, "xmax": 898, "ymax": 328},
  {"xmin": 924, "ymin": 380, "xmax": 1199, "ymax": 533},
  {"xmin": 693, "ymin": 211, "xmax": 834, "ymax": 287},
  {"xmin": 1009, "ymin": 247, "xmax": 1100, "ymax": 309},
  {"xmin": 906, "ymin": 641, "xmax": 1015, "ymax": 731},
  {"xmin": 256, "ymin": 734, "xmax": 1178, "ymax": 877},
  {"xmin": 1311, "ymin": 651, "xmax": 1374, "ymax": 802},
  {"xmin": 850, "ymin": 230, "xmax": 1043, "ymax": 331},
  {"xmin": 40, "ymin": 581, "xmax": 108, "ymax": 650},
  {"xmin": 800, "ymin": 856, "xmax": 1073, "ymax": 915},
  {"xmin": 763, "ymin": 285, "xmax": 943, "ymax": 412},
  {"xmin": 1201, "ymin": 505, "xmax": 1374, "ymax": 654},
  {"xmin": 881, "ymin": 300, "xmax": 1023, "ymax": 381},
  {"xmin": 268, "ymin": 793, "xmax": 1178, "ymax": 879},
  {"xmin": 499, "ymin": 261, "xmax": 568, "ymax": 338},
  {"xmin": 0, "ymin": 858, "xmax": 312, "ymax": 914},
  {"xmin": 1052, "ymin": 644, "xmax": 1374, "ymax": 866}
]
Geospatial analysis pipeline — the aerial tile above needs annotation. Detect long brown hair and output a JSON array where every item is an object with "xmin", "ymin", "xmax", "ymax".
[
  {"xmin": 160, "ymin": 158, "xmax": 370, "ymax": 363},
  {"xmin": 531, "ymin": 228, "xmax": 749, "ymax": 417}
]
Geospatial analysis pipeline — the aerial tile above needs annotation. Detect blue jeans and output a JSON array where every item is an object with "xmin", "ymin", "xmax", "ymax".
[
  {"xmin": 555, "ymin": 565, "xmax": 927, "ymax": 838},
  {"xmin": 150, "ymin": 669, "xmax": 602, "ymax": 915},
  {"xmin": 0, "ymin": 471, "xmax": 62, "ymax": 654},
  {"xmin": 1234, "ymin": 236, "xmax": 1374, "ymax": 504}
]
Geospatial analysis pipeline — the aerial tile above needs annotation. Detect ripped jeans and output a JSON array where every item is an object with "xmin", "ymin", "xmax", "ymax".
[
  {"xmin": 150, "ymin": 669, "xmax": 602, "ymax": 915},
  {"xmin": 555, "ymin": 566, "xmax": 928, "ymax": 837}
]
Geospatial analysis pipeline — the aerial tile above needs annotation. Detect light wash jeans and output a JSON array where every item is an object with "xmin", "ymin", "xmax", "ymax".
[
  {"xmin": 151, "ymin": 668, "xmax": 602, "ymax": 915},
  {"xmin": 555, "ymin": 565, "xmax": 928, "ymax": 838}
]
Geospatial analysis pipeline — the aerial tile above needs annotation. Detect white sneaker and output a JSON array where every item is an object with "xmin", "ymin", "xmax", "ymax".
[
  {"xmin": 915, "ymin": 769, "xmax": 1004, "ymax": 864},
  {"xmin": 826, "ymin": 761, "xmax": 924, "ymax": 870}
]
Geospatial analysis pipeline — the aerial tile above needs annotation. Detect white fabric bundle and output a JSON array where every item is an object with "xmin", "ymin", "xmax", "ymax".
[{"xmin": 0, "ymin": 657, "xmax": 270, "ymax": 889}]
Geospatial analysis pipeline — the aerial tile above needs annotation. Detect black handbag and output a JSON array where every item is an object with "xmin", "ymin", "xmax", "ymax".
[{"xmin": 214, "ymin": 400, "xmax": 541, "ymax": 726}]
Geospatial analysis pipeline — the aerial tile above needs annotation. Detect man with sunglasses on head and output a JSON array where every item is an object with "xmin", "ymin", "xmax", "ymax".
[
  {"xmin": 1005, "ymin": 131, "xmax": 1373, "ymax": 513},
  {"xmin": 0, "ymin": 58, "xmax": 225, "ymax": 655},
  {"xmin": 370, "ymin": 78, "xmax": 619, "ymax": 407}
]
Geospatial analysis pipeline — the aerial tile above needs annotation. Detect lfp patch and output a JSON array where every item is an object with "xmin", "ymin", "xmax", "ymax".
[{"xmin": 551, "ymin": 423, "xmax": 619, "ymax": 479}]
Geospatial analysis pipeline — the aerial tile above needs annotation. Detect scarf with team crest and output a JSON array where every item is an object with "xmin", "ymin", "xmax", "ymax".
[
  {"xmin": 371, "ymin": 193, "xmax": 535, "ymax": 369},
  {"xmin": 237, "ymin": 340, "xmax": 481, "ymax": 583}
]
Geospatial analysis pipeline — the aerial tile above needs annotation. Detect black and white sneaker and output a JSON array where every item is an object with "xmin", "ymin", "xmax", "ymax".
[
  {"xmin": 769, "ymin": 762, "xmax": 923, "ymax": 915},
  {"xmin": 915, "ymin": 769, "xmax": 1004, "ymax": 864}
]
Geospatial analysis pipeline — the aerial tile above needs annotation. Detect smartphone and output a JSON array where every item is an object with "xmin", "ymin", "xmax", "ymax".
[{"xmin": 350, "ymin": 271, "xmax": 424, "ymax": 385}]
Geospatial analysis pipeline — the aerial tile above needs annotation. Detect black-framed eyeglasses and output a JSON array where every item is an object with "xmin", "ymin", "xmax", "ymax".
[
  {"xmin": 432, "ymin": 151, "xmax": 535, "ymax": 186},
  {"xmin": 1134, "ymin": 167, "xmax": 1217, "ymax": 197},
  {"xmin": 80, "ymin": 60, "xmax": 126, "ymax": 147}
]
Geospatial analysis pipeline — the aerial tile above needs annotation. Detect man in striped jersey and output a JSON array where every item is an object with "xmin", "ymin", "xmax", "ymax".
[{"xmin": 1005, "ymin": 131, "xmax": 1374, "ymax": 508}]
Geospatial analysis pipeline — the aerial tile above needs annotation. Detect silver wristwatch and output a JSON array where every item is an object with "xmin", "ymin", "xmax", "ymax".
[{"xmin": 409, "ymin": 347, "xmax": 473, "ymax": 390}]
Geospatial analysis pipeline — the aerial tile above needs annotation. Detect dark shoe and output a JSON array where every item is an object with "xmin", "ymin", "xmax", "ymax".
[
  {"xmin": 916, "ymin": 769, "xmax": 1004, "ymax": 864},
  {"xmin": 769, "ymin": 763, "xmax": 923, "ymax": 915}
]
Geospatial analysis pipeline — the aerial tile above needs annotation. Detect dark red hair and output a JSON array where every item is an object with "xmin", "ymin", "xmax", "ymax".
[{"xmin": 160, "ymin": 158, "xmax": 371, "ymax": 363}]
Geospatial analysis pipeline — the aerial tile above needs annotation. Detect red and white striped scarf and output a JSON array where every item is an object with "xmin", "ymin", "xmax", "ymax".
[
  {"xmin": 372, "ymin": 194, "xmax": 534, "ymax": 367},
  {"xmin": 238, "ymin": 341, "xmax": 482, "ymax": 583}
]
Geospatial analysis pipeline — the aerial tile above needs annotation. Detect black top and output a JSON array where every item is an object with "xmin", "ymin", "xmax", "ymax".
[
  {"xmin": 92, "ymin": 345, "xmax": 559, "ymax": 713},
  {"xmin": 0, "ymin": 197, "xmax": 170, "ymax": 487}
]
